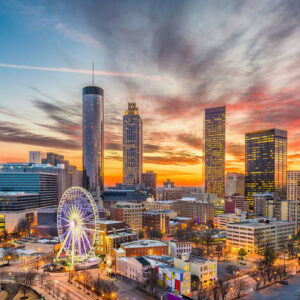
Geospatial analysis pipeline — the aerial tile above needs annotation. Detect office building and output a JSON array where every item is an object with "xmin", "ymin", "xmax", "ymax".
[
  {"xmin": 245, "ymin": 129, "xmax": 287, "ymax": 210},
  {"xmin": 0, "ymin": 173, "xmax": 58, "ymax": 210},
  {"xmin": 157, "ymin": 180, "xmax": 184, "ymax": 200},
  {"xmin": 287, "ymin": 170, "xmax": 300, "ymax": 201},
  {"xmin": 226, "ymin": 219, "xmax": 294, "ymax": 254},
  {"xmin": 173, "ymin": 198, "xmax": 214, "ymax": 224},
  {"xmin": 288, "ymin": 200, "xmax": 300, "ymax": 232},
  {"xmin": 119, "ymin": 240, "xmax": 168, "ymax": 257},
  {"xmin": 215, "ymin": 210, "xmax": 247, "ymax": 230},
  {"xmin": 224, "ymin": 194, "xmax": 248, "ymax": 213},
  {"xmin": 253, "ymin": 192, "xmax": 282, "ymax": 220},
  {"xmin": 82, "ymin": 85, "xmax": 104, "ymax": 196},
  {"xmin": 204, "ymin": 106, "xmax": 226, "ymax": 198},
  {"xmin": 123, "ymin": 103, "xmax": 143, "ymax": 187},
  {"xmin": 29, "ymin": 151, "xmax": 46, "ymax": 164},
  {"xmin": 141, "ymin": 171, "xmax": 157, "ymax": 199},
  {"xmin": 144, "ymin": 199, "xmax": 175, "ymax": 211},
  {"xmin": 96, "ymin": 220, "xmax": 137, "ymax": 256},
  {"xmin": 226, "ymin": 172, "xmax": 245, "ymax": 196},
  {"xmin": 0, "ymin": 160, "xmax": 81, "ymax": 201},
  {"xmin": 174, "ymin": 254, "xmax": 217, "ymax": 288},
  {"xmin": 142, "ymin": 211, "xmax": 170, "ymax": 235},
  {"xmin": 110, "ymin": 202, "xmax": 143, "ymax": 232}
]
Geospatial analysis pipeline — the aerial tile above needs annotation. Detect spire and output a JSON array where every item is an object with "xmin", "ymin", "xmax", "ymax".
[{"xmin": 92, "ymin": 62, "xmax": 94, "ymax": 85}]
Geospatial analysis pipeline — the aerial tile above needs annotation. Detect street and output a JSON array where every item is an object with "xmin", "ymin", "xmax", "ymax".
[{"xmin": 242, "ymin": 275, "xmax": 300, "ymax": 300}]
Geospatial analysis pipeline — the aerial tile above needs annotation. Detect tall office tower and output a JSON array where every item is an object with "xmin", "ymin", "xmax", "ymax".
[
  {"xmin": 287, "ymin": 170, "xmax": 300, "ymax": 201},
  {"xmin": 29, "ymin": 151, "xmax": 46, "ymax": 164},
  {"xmin": 141, "ymin": 171, "xmax": 157, "ymax": 199},
  {"xmin": 42, "ymin": 152, "xmax": 64, "ymax": 165},
  {"xmin": 245, "ymin": 129, "xmax": 287, "ymax": 210},
  {"xmin": 82, "ymin": 86, "xmax": 104, "ymax": 198},
  {"xmin": 123, "ymin": 103, "xmax": 143, "ymax": 188},
  {"xmin": 204, "ymin": 106, "xmax": 226, "ymax": 198},
  {"xmin": 225, "ymin": 172, "xmax": 245, "ymax": 196}
]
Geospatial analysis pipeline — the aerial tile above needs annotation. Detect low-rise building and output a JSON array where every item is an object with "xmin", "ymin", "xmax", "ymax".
[
  {"xmin": 169, "ymin": 241, "xmax": 192, "ymax": 257},
  {"xmin": 110, "ymin": 202, "xmax": 143, "ymax": 232},
  {"xmin": 143, "ymin": 211, "xmax": 170, "ymax": 235},
  {"xmin": 225, "ymin": 194, "xmax": 248, "ymax": 213},
  {"xmin": 215, "ymin": 210, "xmax": 247, "ymax": 229},
  {"xmin": 144, "ymin": 199, "xmax": 175, "ymax": 211},
  {"xmin": 119, "ymin": 240, "xmax": 168, "ymax": 257},
  {"xmin": 174, "ymin": 254, "xmax": 217, "ymax": 288},
  {"xmin": 226, "ymin": 219, "xmax": 295, "ymax": 254},
  {"xmin": 158, "ymin": 265, "xmax": 191, "ymax": 296},
  {"xmin": 116, "ymin": 256, "xmax": 152, "ymax": 282},
  {"xmin": 96, "ymin": 220, "xmax": 137, "ymax": 255},
  {"xmin": 173, "ymin": 199, "xmax": 214, "ymax": 224}
]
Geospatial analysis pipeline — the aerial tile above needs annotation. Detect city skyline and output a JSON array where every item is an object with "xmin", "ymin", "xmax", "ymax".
[{"xmin": 0, "ymin": 0, "xmax": 299, "ymax": 186}]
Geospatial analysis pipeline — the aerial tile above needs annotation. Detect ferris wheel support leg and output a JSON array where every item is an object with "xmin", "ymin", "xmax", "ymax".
[{"xmin": 57, "ymin": 229, "xmax": 72, "ymax": 259}]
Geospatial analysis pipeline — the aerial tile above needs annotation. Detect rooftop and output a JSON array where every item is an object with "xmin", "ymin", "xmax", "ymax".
[
  {"xmin": 121, "ymin": 239, "xmax": 167, "ymax": 249},
  {"xmin": 98, "ymin": 220, "xmax": 123, "ymax": 224},
  {"xmin": 0, "ymin": 192, "xmax": 39, "ymax": 196}
]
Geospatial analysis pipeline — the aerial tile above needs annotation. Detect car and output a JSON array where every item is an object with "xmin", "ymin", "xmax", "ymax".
[{"xmin": 279, "ymin": 280, "xmax": 288, "ymax": 285}]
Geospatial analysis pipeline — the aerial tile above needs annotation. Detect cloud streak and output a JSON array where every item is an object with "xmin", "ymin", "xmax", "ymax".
[{"xmin": 0, "ymin": 63, "xmax": 160, "ymax": 80}]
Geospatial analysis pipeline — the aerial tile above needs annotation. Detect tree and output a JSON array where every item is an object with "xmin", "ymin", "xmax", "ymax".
[
  {"xmin": 191, "ymin": 275, "xmax": 200, "ymax": 291},
  {"xmin": 145, "ymin": 268, "xmax": 158, "ymax": 296},
  {"xmin": 263, "ymin": 247, "xmax": 276, "ymax": 267},
  {"xmin": 203, "ymin": 231, "xmax": 213, "ymax": 254},
  {"xmin": 210, "ymin": 282, "xmax": 221, "ymax": 300},
  {"xmin": 197, "ymin": 284, "xmax": 210, "ymax": 300},
  {"xmin": 287, "ymin": 240, "xmax": 295, "ymax": 258},
  {"xmin": 14, "ymin": 218, "xmax": 30, "ymax": 238},
  {"xmin": 233, "ymin": 277, "xmax": 248, "ymax": 298},
  {"xmin": 138, "ymin": 231, "xmax": 145, "ymax": 239},
  {"xmin": 216, "ymin": 243, "xmax": 223, "ymax": 260},
  {"xmin": 14, "ymin": 271, "xmax": 37, "ymax": 298},
  {"xmin": 219, "ymin": 279, "xmax": 231, "ymax": 300},
  {"xmin": 39, "ymin": 272, "xmax": 48, "ymax": 286},
  {"xmin": 148, "ymin": 229, "xmax": 163, "ymax": 240},
  {"xmin": 238, "ymin": 248, "xmax": 247, "ymax": 260},
  {"xmin": 296, "ymin": 230, "xmax": 300, "ymax": 241}
]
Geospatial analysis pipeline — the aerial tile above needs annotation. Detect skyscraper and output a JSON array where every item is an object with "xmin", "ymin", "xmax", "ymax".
[
  {"xmin": 82, "ymin": 86, "xmax": 104, "ymax": 197},
  {"xmin": 245, "ymin": 129, "xmax": 287, "ymax": 210},
  {"xmin": 123, "ymin": 103, "xmax": 143, "ymax": 187},
  {"xmin": 287, "ymin": 170, "xmax": 300, "ymax": 201},
  {"xmin": 204, "ymin": 106, "xmax": 226, "ymax": 198},
  {"xmin": 225, "ymin": 172, "xmax": 245, "ymax": 196}
]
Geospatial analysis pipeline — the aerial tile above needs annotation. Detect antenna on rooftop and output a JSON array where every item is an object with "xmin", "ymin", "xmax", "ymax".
[{"xmin": 92, "ymin": 62, "xmax": 95, "ymax": 85}]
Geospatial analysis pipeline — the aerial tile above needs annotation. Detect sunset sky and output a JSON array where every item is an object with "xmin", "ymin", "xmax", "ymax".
[{"xmin": 0, "ymin": 0, "xmax": 299, "ymax": 186}]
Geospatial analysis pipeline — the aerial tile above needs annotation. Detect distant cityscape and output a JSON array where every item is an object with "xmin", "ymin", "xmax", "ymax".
[
  {"xmin": 0, "ymin": 81, "xmax": 299, "ymax": 300},
  {"xmin": 0, "ymin": 1, "xmax": 299, "ymax": 300}
]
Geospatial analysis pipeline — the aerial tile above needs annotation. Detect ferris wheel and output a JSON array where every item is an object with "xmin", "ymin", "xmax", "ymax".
[{"xmin": 57, "ymin": 187, "xmax": 99, "ymax": 267}]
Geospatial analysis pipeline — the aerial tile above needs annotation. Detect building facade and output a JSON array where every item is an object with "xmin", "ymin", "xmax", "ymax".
[
  {"xmin": 29, "ymin": 151, "xmax": 46, "ymax": 164},
  {"xmin": 96, "ymin": 220, "xmax": 137, "ymax": 255},
  {"xmin": 144, "ymin": 200, "xmax": 175, "ymax": 211},
  {"xmin": 142, "ymin": 211, "xmax": 170, "ymax": 235},
  {"xmin": 174, "ymin": 254, "xmax": 217, "ymax": 288},
  {"xmin": 141, "ymin": 171, "xmax": 157, "ymax": 199},
  {"xmin": 158, "ymin": 265, "xmax": 191, "ymax": 296},
  {"xmin": 287, "ymin": 170, "xmax": 300, "ymax": 201},
  {"xmin": 0, "ymin": 173, "xmax": 58, "ymax": 210},
  {"xmin": 224, "ymin": 194, "xmax": 248, "ymax": 213},
  {"xmin": 82, "ymin": 86, "xmax": 104, "ymax": 196},
  {"xmin": 169, "ymin": 241, "xmax": 192, "ymax": 257},
  {"xmin": 110, "ymin": 202, "xmax": 143, "ymax": 232},
  {"xmin": 204, "ymin": 106, "xmax": 226, "ymax": 198},
  {"xmin": 119, "ymin": 240, "xmax": 168, "ymax": 257},
  {"xmin": 173, "ymin": 199, "xmax": 214, "ymax": 224},
  {"xmin": 123, "ymin": 103, "xmax": 143, "ymax": 188},
  {"xmin": 245, "ymin": 129, "xmax": 287, "ymax": 210},
  {"xmin": 226, "ymin": 172, "xmax": 245, "ymax": 196},
  {"xmin": 226, "ymin": 219, "xmax": 295, "ymax": 254},
  {"xmin": 215, "ymin": 210, "xmax": 247, "ymax": 230}
]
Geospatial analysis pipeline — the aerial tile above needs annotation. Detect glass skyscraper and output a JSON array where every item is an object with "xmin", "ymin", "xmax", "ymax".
[
  {"xmin": 82, "ymin": 86, "xmax": 104, "ymax": 196},
  {"xmin": 204, "ymin": 106, "xmax": 226, "ymax": 198},
  {"xmin": 245, "ymin": 129, "xmax": 287, "ymax": 210},
  {"xmin": 123, "ymin": 103, "xmax": 143, "ymax": 187}
]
